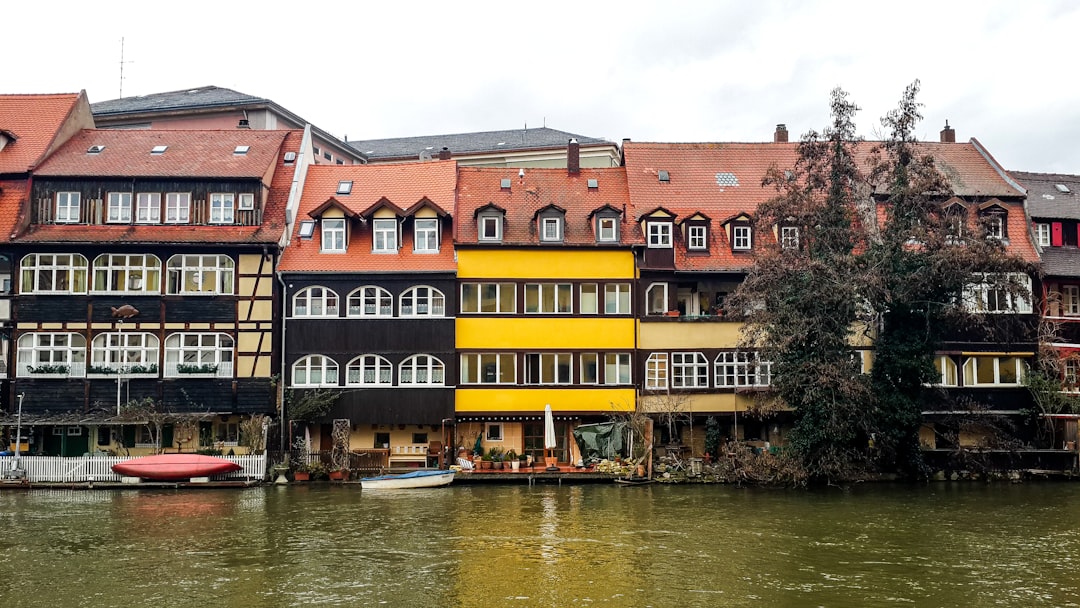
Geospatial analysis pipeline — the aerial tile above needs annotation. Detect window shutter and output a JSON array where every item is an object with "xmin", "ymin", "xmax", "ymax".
[{"xmin": 1053, "ymin": 222, "xmax": 1063, "ymax": 247}]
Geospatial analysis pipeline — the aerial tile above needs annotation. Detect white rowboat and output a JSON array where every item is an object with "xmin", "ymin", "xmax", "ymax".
[{"xmin": 360, "ymin": 469, "xmax": 455, "ymax": 489}]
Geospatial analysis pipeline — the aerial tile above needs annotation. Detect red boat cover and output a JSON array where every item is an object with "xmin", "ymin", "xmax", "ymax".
[{"xmin": 112, "ymin": 454, "xmax": 243, "ymax": 480}]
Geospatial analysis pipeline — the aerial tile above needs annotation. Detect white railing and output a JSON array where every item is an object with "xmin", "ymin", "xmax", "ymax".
[{"xmin": 0, "ymin": 453, "xmax": 266, "ymax": 483}]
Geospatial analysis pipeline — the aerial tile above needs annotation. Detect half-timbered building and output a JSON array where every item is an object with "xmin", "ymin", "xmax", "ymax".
[{"xmin": 10, "ymin": 128, "xmax": 302, "ymax": 455}]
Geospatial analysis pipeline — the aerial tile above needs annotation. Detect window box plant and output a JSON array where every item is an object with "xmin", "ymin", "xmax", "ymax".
[{"xmin": 176, "ymin": 363, "xmax": 220, "ymax": 375}]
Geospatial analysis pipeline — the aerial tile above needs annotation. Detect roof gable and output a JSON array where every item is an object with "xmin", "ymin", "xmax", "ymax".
[{"xmin": 0, "ymin": 92, "xmax": 89, "ymax": 174}]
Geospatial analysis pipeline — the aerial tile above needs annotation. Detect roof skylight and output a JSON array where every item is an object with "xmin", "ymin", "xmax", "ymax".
[
  {"xmin": 587, "ymin": 179, "xmax": 599, "ymax": 189},
  {"xmin": 298, "ymin": 220, "xmax": 316, "ymax": 239},
  {"xmin": 151, "ymin": 145, "xmax": 168, "ymax": 155},
  {"xmin": 658, "ymin": 170, "xmax": 670, "ymax": 183},
  {"xmin": 87, "ymin": 145, "xmax": 105, "ymax": 154},
  {"xmin": 337, "ymin": 181, "xmax": 353, "ymax": 195},
  {"xmin": 234, "ymin": 145, "xmax": 250, "ymax": 155},
  {"xmin": 1056, "ymin": 184, "xmax": 1071, "ymax": 193}
]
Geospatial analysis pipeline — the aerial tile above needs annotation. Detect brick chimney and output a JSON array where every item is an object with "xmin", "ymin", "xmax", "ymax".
[
  {"xmin": 568, "ymin": 138, "xmax": 580, "ymax": 175},
  {"xmin": 940, "ymin": 121, "xmax": 955, "ymax": 143},
  {"xmin": 438, "ymin": 146, "xmax": 451, "ymax": 160},
  {"xmin": 774, "ymin": 124, "xmax": 788, "ymax": 143}
]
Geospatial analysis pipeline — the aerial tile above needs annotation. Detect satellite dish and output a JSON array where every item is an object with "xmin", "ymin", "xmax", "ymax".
[{"xmin": 419, "ymin": 150, "xmax": 433, "ymax": 161}]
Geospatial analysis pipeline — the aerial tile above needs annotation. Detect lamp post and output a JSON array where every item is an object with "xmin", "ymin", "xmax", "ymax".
[{"xmin": 10, "ymin": 392, "xmax": 24, "ymax": 477}]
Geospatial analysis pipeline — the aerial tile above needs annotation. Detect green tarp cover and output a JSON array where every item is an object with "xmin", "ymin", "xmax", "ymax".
[{"xmin": 572, "ymin": 422, "xmax": 626, "ymax": 460}]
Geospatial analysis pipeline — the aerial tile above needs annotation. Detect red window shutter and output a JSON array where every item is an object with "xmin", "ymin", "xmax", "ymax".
[{"xmin": 1052, "ymin": 222, "xmax": 1063, "ymax": 246}]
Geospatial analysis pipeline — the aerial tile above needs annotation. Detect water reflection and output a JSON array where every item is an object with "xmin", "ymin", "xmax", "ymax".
[{"xmin": 0, "ymin": 484, "xmax": 1079, "ymax": 606}]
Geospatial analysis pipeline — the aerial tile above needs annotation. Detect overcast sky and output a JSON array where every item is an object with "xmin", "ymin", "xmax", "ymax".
[{"xmin": 5, "ymin": 1, "xmax": 1078, "ymax": 173}]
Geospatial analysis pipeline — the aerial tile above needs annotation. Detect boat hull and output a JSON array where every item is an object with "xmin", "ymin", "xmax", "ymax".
[
  {"xmin": 112, "ymin": 454, "xmax": 243, "ymax": 480},
  {"xmin": 360, "ymin": 470, "xmax": 455, "ymax": 489}
]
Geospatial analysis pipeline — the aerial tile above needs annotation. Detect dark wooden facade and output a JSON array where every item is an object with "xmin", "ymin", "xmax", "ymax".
[{"xmin": 283, "ymin": 273, "xmax": 457, "ymax": 425}]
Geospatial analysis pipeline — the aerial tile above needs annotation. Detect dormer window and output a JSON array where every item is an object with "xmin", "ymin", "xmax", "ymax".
[
  {"xmin": 372, "ymin": 218, "xmax": 398, "ymax": 252},
  {"xmin": 1036, "ymin": 223, "xmax": 1050, "ymax": 247},
  {"xmin": 107, "ymin": 192, "xmax": 132, "ymax": 223},
  {"xmin": 541, "ymin": 217, "xmax": 562, "ymax": 242},
  {"xmin": 732, "ymin": 224, "xmax": 752, "ymax": 250},
  {"xmin": 688, "ymin": 224, "xmax": 707, "ymax": 250},
  {"xmin": 209, "ymin": 193, "xmax": 235, "ymax": 224},
  {"xmin": 55, "ymin": 192, "xmax": 81, "ymax": 224},
  {"xmin": 597, "ymin": 217, "xmax": 618, "ymax": 242},
  {"xmin": 322, "ymin": 218, "xmax": 346, "ymax": 252},
  {"xmin": 647, "ymin": 221, "xmax": 672, "ymax": 248},
  {"xmin": 479, "ymin": 214, "xmax": 502, "ymax": 242},
  {"xmin": 414, "ymin": 218, "xmax": 439, "ymax": 253},
  {"xmin": 780, "ymin": 226, "xmax": 799, "ymax": 249},
  {"xmin": 984, "ymin": 213, "xmax": 1005, "ymax": 240}
]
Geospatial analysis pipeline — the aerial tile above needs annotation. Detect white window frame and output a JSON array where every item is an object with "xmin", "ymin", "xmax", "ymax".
[
  {"xmin": 91, "ymin": 254, "xmax": 161, "ymax": 294},
  {"xmin": 541, "ymin": 217, "xmax": 562, "ymax": 242},
  {"xmin": 136, "ymin": 193, "xmax": 161, "ymax": 224},
  {"xmin": 414, "ymin": 218, "xmax": 439, "ymax": 253},
  {"xmin": 603, "ymin": 353, "xmax": 632, "ymax": 385},
  {"xmin": 524, "ymin": 283, "xmax": 572, "ymax": 314},
  {"xmin": 984, "ymin": 214, "xmax": 1004, "ymax": 239},
  {"xmin": 1036, "ymin": 223, "xmax": 1051, "ymax": 247},
  {"xmin": 209, "ymin": 193, "xmax": 235, "ymax": 224},
  {"xmin": 672, "ymin": 352, "xmax": 709, "ymax": 388},
  {"xmin": 372, "ymin": 218, "xmax": 398, "ymax": 252},
  {"xmin": 580, "ymin": 284, "xmax": 598, "ymax": 314},
  {"xmin": 400, "ymin": 285, "xmax": 445, "ymax": 317},
  {"xmin": 461, "ymin": 283, "xmax": 516, "ymax": 314},
  {"xmin": 290, "ymin": 354, "xmax": 338, "ymax": 387},
  {"xmin": 17, "ymin": 333, "xmax": 87, "ymax": 378},
  {"xmin": 732, "ymin": 225, "xmax": 752, "ymax": 250},
  {"xmin": 91, "ymin": 332, "xmax": 159, "ymax": 374},
  {"xmin": 346, "ymin": 354, "xmax": 393, "ymax": 386},
  {"xmin": 961, "ymin": 355, "xmax": 1026, "ymax": 387},
  {"xmin": 293, "ymin": 286, "xmax": 340, "ymax": 317},
  {"xmin": 1065, "ymin": 286, "xmax": 1080, "ymax": 316},
  {"xmin": 646, "ymin": 283, "xmax": 668, "ymax": 315},
  {"xmin": 164, "ymin": 332, "xmax": 234, "ymax": 378},
  {"xmin": 598, "ymin": 217, "xmax": 617, "ymax": 242},
  {"xmin": 321, "ymin": 218, "xmax": 347, "ymax": 252},
  {"xmin": 604, "ymin": 283, "xmax": 631, "ymax": 314},
  {"xmin": 580, "ymin": 353, "xmax": 599, "ymax": 384},
  {"xmin": 55, "ymin": 192, "xmax": 80, "ymax": 223},
  {"xmin": 20, "ymin": 253, "xmax": 89, "ymax": 294},
  {"xmin": 479, "ymin": 215, "xmax": 502, "ymax": 241},
  {"xmin": 165, "ymin": 192, "xmax": 191, "ymax": 224},
  {"xmin": 714, "ymin": 351, "xmax": 772, "ymax": 388},
  {"xmin": 165, "ymin": 254, "xmax": 234, "ymax": 295},
  {"xmin": 934, "ymin": 355, "xmax": 958, "ymax": 387},
  {"xmin": 399, "ymin": 354, "xmax": 445, "ymax": 386},
  {"xmin": 688, "ymin": 225, "xmax": 707, "ymax": 250},
  {"xmin": 645, "ymin": 353, "xmax": 668, "ymax": 390},
  {"xmin": 107, "ymin": 192, "xmax": 132, "ymax": 223},
  {"xmin": 647, "ymin": 222, "xmax": 672, "ymax": 248},
  {"xmin": 781, "ymin": 226, "xmax": 799, "ymax": 249},
  {"xmin": 525, "ymin": 353, "xmax": 572, "ymax": 385},
  {"xmin": 486, "ymin": 423, "xmax": 504, "ymax": 441},
  {"xmin": 963, "ymin": 273, "xmax": 1032, "ymax": 314},
  {"xmin": 348, "ymin": 286, "xmax": 393, "ymax": 317},
  {"xmin": 460, "ymin": 353, "xmax": 517, "ymax": 385},
  {"xmin": 238, "ymin": 193, "xmax": 255, "ymax": 210}
]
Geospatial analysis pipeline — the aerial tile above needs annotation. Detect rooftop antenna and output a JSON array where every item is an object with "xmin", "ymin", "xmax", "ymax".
[{"xmin": 118, "ymin": 37, "xmax": 134, "ymax": 98}]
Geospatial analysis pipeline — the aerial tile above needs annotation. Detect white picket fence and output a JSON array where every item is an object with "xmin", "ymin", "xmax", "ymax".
[{"xmin": 0, "ymin": 454, "xmax": 266, "ymax": 483}]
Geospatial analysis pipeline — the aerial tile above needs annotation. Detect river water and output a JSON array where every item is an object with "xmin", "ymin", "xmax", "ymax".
[{"xmin": 0, "ymin": 482, "xmax": 1078, "ymax": 607}]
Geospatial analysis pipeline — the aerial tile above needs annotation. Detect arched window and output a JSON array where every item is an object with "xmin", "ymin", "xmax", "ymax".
[
  {"xmin": 165, "ymin": 254, "xmax": 234, "ymax": 295},
  {"xmin": 164, "ymin": 333, "xmax": 234, "ymax": 377},
  {"xmin": 346, "ymin": 354, "xmax": 393, "ymax": 386},
  {"xmin": 20, "ymin": 253, "xmax": 88, "ymax": 294},
  {"xmin": 91, "ymin": 254, "xmax": 162, "ymax": 293},
  {"xmin": 347, "ymin": 286, "xmax": 393, "ymax": 317},
  {"xmin": 292, "ymin": 354, "xmax": 338, "ymax": 387},
  {"xmin": 400, "ymin": 354, "xmax": 445, "ymax": 385},
  {"xmin": 293, "ymin": 286, "xmax": 340, "ymax": 317},
  {"xmin": 91, "ymin": 332, "xmax": 159, "ymax": 374},
  {"xmin": 400, "ymin": 285, "xmax": 445, "ymax": 317},
  {"xmin": 17, "ymin": 333, "xmax": 87, "ymax": 377}
]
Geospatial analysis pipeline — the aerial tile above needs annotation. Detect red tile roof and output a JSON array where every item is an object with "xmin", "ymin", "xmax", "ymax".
[
  {"xmin": 624, "ymin": 141, "xmax": 1034, "ymax": 271},
  {"xmin": 33, "ymin": 129, "xmax": 289, "ymax": 179},
  {"xmin": 278, "ymin": 161, "xmax": 458, "ymax": 273},
  {"xmin": 0, "ymin": 93, "xmax": 86, "ymax": 174},
  {"xmin": 17, "ymin": 130, "xmax": 301, "ymax": 245},
  {"xmin": 0, "ymin": 179, "xmax": 27, "ymax": 240},
  {"xmin": 455, "ymin": 167, "xmax": 638, "ymax": 246}
]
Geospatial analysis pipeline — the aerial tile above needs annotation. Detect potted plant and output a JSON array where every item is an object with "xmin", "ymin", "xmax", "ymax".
[
  {"xmin": 487, "ymin": 446, "xmax": 505, "ymax": 470},
  {"xmin": 293, "ymin": 462, "xmax": 311, "ymax": 482},
  {"xmin": 479, "ymin": 451, "xmax": 493, "ymax": 470},
  {"xmin": 328, "ymin": 466, "xmax": 349, "ymax": 481},
  {"xmin": 306, "ymin": 461, "xmax": 328, "ymax": 481},
  {"xmin": 506, "ymin": 449, "xmax": 520, "ymax": 471}
]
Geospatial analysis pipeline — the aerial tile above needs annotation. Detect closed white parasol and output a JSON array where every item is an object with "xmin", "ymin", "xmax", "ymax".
[{"xmin": 544, "ymin": 403, "xmax": 559, "ymax": 470}]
